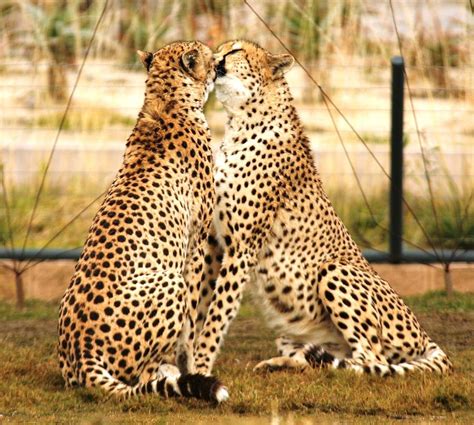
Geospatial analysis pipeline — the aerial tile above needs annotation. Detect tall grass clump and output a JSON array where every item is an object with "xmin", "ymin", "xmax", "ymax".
[
  {"xmin": 329, "ymin": 186, "xmax": 389, "ymax": 251},
  {"xmin": 404, "ymin": 147, "xmax": 474, "ymax": 252},
  {"xmin": 33, "ymin": 107, "xmax": 135, "ymax": 131},
  {"xmin": 328, "ymin": 185, "xmax": 473, "ymax": 253},
  {"xmin": 0, "ymin": 172, "xmax": 470, "ymax": 255},
  {"xmin": 1, "ymin": 0, "xmax": 471, "ymax": 101},
  {"xmin": 0, "ymin": 169, "xmax": 106, "ymax": 250}
]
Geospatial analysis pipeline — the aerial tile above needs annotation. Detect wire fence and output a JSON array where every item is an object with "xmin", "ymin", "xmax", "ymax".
[{"xmin": 0, "ymin": 0, "xmax": 472, "ymax": 305}]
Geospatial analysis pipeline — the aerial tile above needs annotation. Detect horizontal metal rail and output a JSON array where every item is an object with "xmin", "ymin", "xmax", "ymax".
[{"xmin": 0, "ymin": 248, "xmax": 472, "ymax": 263}]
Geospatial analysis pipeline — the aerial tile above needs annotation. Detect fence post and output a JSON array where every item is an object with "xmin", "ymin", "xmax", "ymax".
[{"xmin": 389, "ymin": 56, "xmax": 404, "ymax": 263}]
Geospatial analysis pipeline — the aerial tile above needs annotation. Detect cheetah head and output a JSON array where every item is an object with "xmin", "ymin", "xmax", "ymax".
[
  {"xmin": 137, "ymin": 41, "xmax": 215, "ymax": 106},
  {"xmin": 213, "ymin": 40, "xmax": 294, "ymax": 114}
]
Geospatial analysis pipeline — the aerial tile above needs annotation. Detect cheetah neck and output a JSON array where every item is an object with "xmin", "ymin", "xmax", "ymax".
[
  {"xmin": 123, "ymin": 92, "xmax": 210, "ymax": 163},
  {"xmin": 143, "ymin": 72, "xmax": 207, "ymax": 114},
  {"xmin": 222, "ymin": 81, "xmax": 308, "ymax": 154}
]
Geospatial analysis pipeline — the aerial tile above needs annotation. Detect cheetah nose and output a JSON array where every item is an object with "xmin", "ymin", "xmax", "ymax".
[{"xmin": 216, "ymin": 60, "xmax": 226, "ymax": 78}]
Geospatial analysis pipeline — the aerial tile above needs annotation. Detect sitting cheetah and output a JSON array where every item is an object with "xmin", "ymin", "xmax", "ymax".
[
  {"xmin": 58, "ymin": 41, "xmax": 228, "ymax": 402},
  {"xmin": 193, "ymin": 40, "xmax": 452, "ymax": 377}
]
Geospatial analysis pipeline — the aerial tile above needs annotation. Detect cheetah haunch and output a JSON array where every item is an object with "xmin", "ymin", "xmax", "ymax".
[
  {"xmin": 58, "ymin": 41, "xmax": 228, "ymax": 402},
  {"xmin": 194, "ymin": 40, "xmax": 452, "ymax": 377}
]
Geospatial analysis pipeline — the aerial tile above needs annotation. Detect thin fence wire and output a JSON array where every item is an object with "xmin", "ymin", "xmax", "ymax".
[
  {"xmin": 1, "ymin": 123, "xmax": 472, "ymax": 131},
  {"xmin": 19, "ymin": 189, "xmax": 108, "ymax": 273},
  {"xmin": 2, "ymin": 106, "xmax": 473, "ymax": 113},
  {"xmin": 1, "ymin": 62, "xmax": 473, "ymax": 71},
  {"xmin": 0, "ymin": 0, "xmax": 472, "ymax": 280},
  {"xmin": 18, "ymin": 0, "xmax": 110, "ymax": 264},
  {"xmin": 389, "ymin": 0, "xmax": 447, "ymax": 265},
  {"xmin": 0, "ymin": 168, "xmax": 16, "ymax": 270},
  {"xmin": 243, "ymin": 0, "xmax": 447, "ymax": 265}
]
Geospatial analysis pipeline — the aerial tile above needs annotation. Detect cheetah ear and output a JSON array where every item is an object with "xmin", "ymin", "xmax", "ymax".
[
  {"xmin": 137, "ymin": 50, "xmax": 153, "ymax": 71},
  {"xmin": 268, "ymin": 53, "xmax": 294, "ymax": 79},
  {"xmin": 180, "ymin": 49, "xmax": 200, "ymax": 79}
]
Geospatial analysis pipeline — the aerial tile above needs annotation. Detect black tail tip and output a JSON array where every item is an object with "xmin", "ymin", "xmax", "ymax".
[{"xmin": 178, "ymin": 373, "xmax": 229, "ymax": 403}]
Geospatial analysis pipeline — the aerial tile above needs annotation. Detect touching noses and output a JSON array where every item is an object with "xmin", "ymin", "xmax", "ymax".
[{"xmin": 215, "ymin": 56, "xmax": 226, "ymax": 78}]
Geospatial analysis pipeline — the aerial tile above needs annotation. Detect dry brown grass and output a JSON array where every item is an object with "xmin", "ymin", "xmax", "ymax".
[{"xmin": 0, "ymin": 293, "xmax": 473, "ymax": 423}]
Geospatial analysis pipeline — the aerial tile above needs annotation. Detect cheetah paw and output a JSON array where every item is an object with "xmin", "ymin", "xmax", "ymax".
[
  {"xmin": 253, "ymin": 362, "xmax": 288, "ymax": 373},
  {"xmin": 156, "ymin": 363, "xmax": 181, "ymax": 380},
  {"xmin": 253, "ymin": 357, "xmax": 306, "ymax": 373}
]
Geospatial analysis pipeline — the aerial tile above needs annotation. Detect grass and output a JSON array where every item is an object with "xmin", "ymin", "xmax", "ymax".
[
  {"xmin": 33, "ymin": 107, "xmax": 136, "ymax": 131},
  {"xmin": 0, "ymin": 292, "xmax": 473, "ymax": 423},
  {"xmin": 1, "ymin": 1, "xmax": 471, "ymax": 88},
  {"xmin": 0, "ymin": 175, "xmax": 106, "ymax": 250},
  {"xmin": 404, "ymin": 187, "xmax": 474, "ymax": 251},
  {"xmin": 404, "ymin": 290, "xmax": 474, "ymax": 314},
  {"xmin": 0, "ymin": 299, "xmax": 58, "ymax": 320},
  {"xmin": 359, "ymin": 133, "xmax": 410, "ymax": 147},
  {"xmin": 329, "ymin": 185, "xmax": 474, "ymax": 252},
  {"xmin": 1, "ymin": 175, "xmax": 472, "ymax": 254}
]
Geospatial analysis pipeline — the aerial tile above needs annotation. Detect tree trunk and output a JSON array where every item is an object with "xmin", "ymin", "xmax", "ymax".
[
  {"xmin": 444, "ymin": 266, "xmax": 453, "ymax": 298},
  {"xmin": 47, "ymin": 62, "xmax": 68, "ymax": 102},
  {"xmin": 15, "ymin": 272, "xmax": 25, "ymax": 310}
]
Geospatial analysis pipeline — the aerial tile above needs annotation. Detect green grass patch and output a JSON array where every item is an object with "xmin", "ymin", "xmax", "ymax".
[
  {"xmin": 0, "ymin": 175, "xmax": 106, "ymax": 250},
  {"xmin": 359, "ymin": 133, "xmax": 410, "ymax": 146},
  {"xmin": 33, "ymin": 107, "xmax": 135, "ymax": 131},
  {"xmin": 405, "ymin": 291, "xmax": 474, "ymax": 313},
  {"xmin": 1, "ymin": 168, "xmax": 471, "ymax": 254},
  {"xmin": 0, "ymin": 299, "xmax": 58, "ymax": 321},
  {"xmin": 0, "ymin": 296, "xmax": 473, "ymax": 422},
  {"xmin": 327, "ymin": 185, "xmax": 474, "ymax": 252}
]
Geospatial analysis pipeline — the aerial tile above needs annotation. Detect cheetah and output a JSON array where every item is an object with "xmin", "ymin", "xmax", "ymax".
[
  {"xmin": 193, "ymin": 40, "xmax": 452, "ymax": 377},
  {"xmin": 58, "ymin": 41, "xmax": 228, "ymax": 402}
]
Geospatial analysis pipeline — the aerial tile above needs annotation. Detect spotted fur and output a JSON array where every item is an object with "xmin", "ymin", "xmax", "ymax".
[
  {"xmin": 58, "ymin": 41, "xmax": 228, "ymax": 402},
  {"xmin": 194, "ymin": 40, "xmax": 452, "ymax": 377}
]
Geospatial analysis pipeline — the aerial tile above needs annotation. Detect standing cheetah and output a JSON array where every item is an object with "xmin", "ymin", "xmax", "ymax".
[
  {"xmin": 58, "ymin": 41, "xmax": 228, "ymax": 402},
  {"xmin": 193, "ymin": 40, "xmax": 452, "ymax": 377}
]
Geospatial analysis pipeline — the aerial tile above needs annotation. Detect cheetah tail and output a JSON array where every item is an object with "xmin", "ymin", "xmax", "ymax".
[
  {"xmin": 305, "ymin": 343, "xmax": 452, "ymax": 376},
  {"xmin": 88, "ymin": 368, "xmax": 229, "ymax": 402}
]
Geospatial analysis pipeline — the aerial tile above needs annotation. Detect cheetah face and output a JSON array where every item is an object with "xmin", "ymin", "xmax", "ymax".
[
  {"xmin": 137, "ymin": 41, "xmax": 215, "ymax": 102},
  {"xmin": 213, "ymin": 40, "xmax": 294, "ymax": 113}
]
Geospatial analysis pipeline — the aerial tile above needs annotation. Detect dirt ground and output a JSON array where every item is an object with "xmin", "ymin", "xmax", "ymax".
[
  {"xmin": 1, "ymin": 260, "xmax": 473, "ymax": 302},
  {"xmin": 0, "ymin": 294, "xmax": 473, "ymax": 424}
]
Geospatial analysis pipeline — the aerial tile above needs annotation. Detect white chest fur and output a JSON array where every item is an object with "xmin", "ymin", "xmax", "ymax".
[{"xmin": 215, "ymin": 75, "xmax": 251, "ymax": 115}]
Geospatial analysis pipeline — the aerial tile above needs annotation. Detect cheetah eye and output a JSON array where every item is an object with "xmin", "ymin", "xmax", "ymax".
[{"xmin": 223, "ymin": 49, "xmax": 243, "ymax": 59}]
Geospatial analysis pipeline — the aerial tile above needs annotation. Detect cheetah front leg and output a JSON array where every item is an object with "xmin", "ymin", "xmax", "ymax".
[
  {"xmin": 176, "ymin": 240, "xmax": 206, "ymax": 375},
  {"xmin": 194, "ymin": 248, "xmax": 255, "ymax": 375},
  {"xmin": 195, "ymin": 232, "xmax": 223, "ymax": 336}
]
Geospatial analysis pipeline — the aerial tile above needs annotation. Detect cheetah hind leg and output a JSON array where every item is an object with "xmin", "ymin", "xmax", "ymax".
[
  {"xmin": 87, "ymin": 271, "xmax": 228, "ymax": 402},
  {"xmin": 314, "ymin": 262, "xmax": 452, "ymax": 376},
  {"xmin": 156, "ymin": 363, "xmax": 181, "ymax": 380}
]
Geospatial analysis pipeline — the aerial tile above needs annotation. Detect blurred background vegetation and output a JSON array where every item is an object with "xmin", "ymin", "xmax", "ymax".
[
  {"xmin": 1, "ymin": 0, "xmax": 471, "ymax": 98},
  {"xmin": 0, "ymin": 0, "xmax": 472, "ymax": 253}
]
